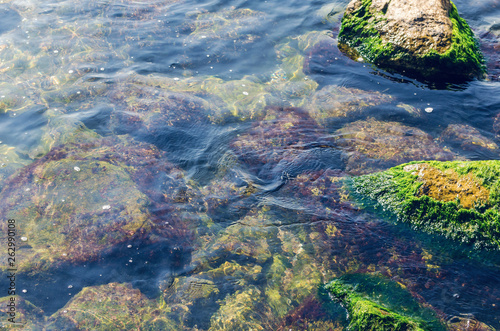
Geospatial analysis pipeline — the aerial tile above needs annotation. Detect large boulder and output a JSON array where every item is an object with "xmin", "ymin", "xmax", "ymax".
[
  {"xmin": 338, "ymin": 0, "xmax": 484, "ymax": 80},
  {"xmin": 351, "ymin": 161, "xmax": 500, "ymax": 249}
]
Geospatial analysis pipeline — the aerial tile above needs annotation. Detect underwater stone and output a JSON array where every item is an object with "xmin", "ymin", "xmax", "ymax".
[
  {"xmin": 0, "ymin": 295, "xmax": 45, "ymax": 328},
  {"xmin": 0, "ymin": 5, "xmax": 21, "ymax": 35},
  {"xmin": 338, "ymin": 0, "xmax": 485, "ymax": 80},
  {"xmin": 0, "ymin": 157, "xmax": 150, "ymax": 272},
  {"xmin": 208, "ymin": 286, "xmax": 269, "ymax": 331},
  {"xmin": 335, "ymin": 118, "xmax": 454, "ymax": 175},
  {"xmin": 325, "ymin": 274, "xmax": 445, "ymax": 331},
  {"xmin": 439, "ymin": 124, "xmax": 498, "ymax": 152},
  {"xmin": 446, "ymin": 315, "xmax": 496, "ymax": 331},
  {"xmin": 231, "ymin": 107, "xmax": 334, "ymax": 178},
  {"xmin": 0, "ymin": 144, "xmax": 29, "ymax": 191},
  {"xmin": 0, "ymin": 137, "xmax": 193, "ymax": 272},
  {"xmin": 46, "ymin": 283, "xmax": 180, "ymax": 330},
  {"xmin": 305, "ymin": 85, "xmax": 392, "ymax": 126},
  {"xmin": 351, "ymin": 160, "xmax": 500, "ymax": 250}
]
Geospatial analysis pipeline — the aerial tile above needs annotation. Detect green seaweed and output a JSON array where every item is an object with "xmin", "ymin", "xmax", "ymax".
[
  {"xmin": 46, "ymin": 283, "xmax": 181, "ymax": 330},
  {"xmin": 338, "ymin": 0, "xmax": 485, "ymax": 79},
  {"xmin": 351, "ymin": 160, "xmax": 500, "ymax": 249},
  {"xmin": 324, "ymin": 274, "xmax": 445, "ymax": 331}
]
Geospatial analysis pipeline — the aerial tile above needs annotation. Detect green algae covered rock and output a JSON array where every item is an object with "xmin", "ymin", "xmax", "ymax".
[
  {"xmin": 351, "ymin": 160, "xmax": 500, "ymax": 249},
  {"xmin": 0, "ymin": 295, "xmax": 45, "ymax": 329},
  {"xmin": 325, "ymin": 274, "xmax": 444, "ymax": 331},
  {"xmin": 46, "ymin": 283, "xmax": 180, "ymax": 330},
  {"xmin": 208, "ymin": 286, "xmax": 268, "ymax": 331},
  {"xmin": 338, "ymin": 0, "xmax": 485, "ymax": 80}
]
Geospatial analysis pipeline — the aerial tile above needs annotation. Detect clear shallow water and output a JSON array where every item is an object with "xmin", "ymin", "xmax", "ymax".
[{"xmin": 0, "ymin": 0, "xmax": 500, "ymax": 329}]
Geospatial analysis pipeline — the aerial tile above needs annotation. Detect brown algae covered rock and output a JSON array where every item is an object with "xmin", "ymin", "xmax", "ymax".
[
  {"xmin": 0, "ymin": 137, "xmax": 193, "ymax": 273},
  {"xmin": 107, "ymin": 73, "xmax": 220, "ymax": 129},
  {"xmin": 0, "ymin": 152, "xmax": 150, "ymax": 273},
  {"xmin": 231, "ymin": 107, "xmax": 337, "ymax": 178},
  {"xmin": 351, "ymin": 160, "xmax": 500, "ymax": 249},
  {"xmin": 305, "ymin": 85, "xmax": 393, "ymax": 127},
  {"xmin": 46, "ymin": 283, "xmax": 181, "ymax": 330},
  {"xmin": 0, "ymin": 144, "xmax": 30, "ymax": 190},
  {"xmin": 261, "ymin": 169, "xmax": 358, "ymax": 217},
  {"xmin": 338, "ymin": 0, "xmax": 485, "ymax": 80},
  {"xmin": 335, "ymin": 118, "xmax": 454, "ymax": 175},
  {"xmin": 439, "ymin": 123, "xmax": 499, "ymax": 152},
  {"xmin": 0, "ymin": 295, "xmax": 45, "ymax": 329}
]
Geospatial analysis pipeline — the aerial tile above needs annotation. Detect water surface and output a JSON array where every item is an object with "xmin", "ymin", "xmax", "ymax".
[{"xmin": 0, "ymin": 0, "xmax": 500, "ymax": 329}]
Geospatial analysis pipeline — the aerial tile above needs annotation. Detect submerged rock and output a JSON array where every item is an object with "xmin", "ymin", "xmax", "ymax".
[
  {"xmin": 439, "ymin": 124, "xmax": 498, "ymax": 152},
  {"xmin": 231, "ymin": 107, "xmax": 335, "ymax": 178},
  {"xmin": 178, "ymin": 7, "xmax": 268, "ymax": 73},
  {"xmin": 0, "ymin": 296, "xmax": 44, "ymax": 328},
  {"xmin": 325, "ymin": 273, "xmax": 444, "ymax": 331},
  {"xmin": 351, "ymin": 160, "xmax": 500, "ymax": 249},
  {"xmin": 0, "ymin": 144, "xmax": 29, "ymax": 190},
  {"xmin": 208, "ymin": 286, "xmax": 269, "ymax": 331},
  {"xmin": 335, "ymin": 118, "xmax": 454, "ymax": 175},
  {"xmin": 338, "ymin": 0, "xmax": 485, "ymax": 80},
  {"xmin": 447, "ymin": 315, "xmax": 496, "ymax": 331},
  {"xmin": 0, "ymin": 137, "xmax": 193, "ymax": 272},
  {"xmin": 47, "ymin": 283, "xmax": 180, "ymax": 330},
  {"xmin": 305, "ymin": 85, "xmax": 392, "ymax": 126}
]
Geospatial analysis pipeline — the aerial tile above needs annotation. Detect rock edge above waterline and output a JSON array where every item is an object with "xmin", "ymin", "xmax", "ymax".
[{"xmin": 337, "ymin": 0, "xmax": 485, "ymax": 80}]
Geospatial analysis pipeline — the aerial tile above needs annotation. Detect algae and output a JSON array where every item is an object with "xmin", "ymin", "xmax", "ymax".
[
  {"xmin": 325, "ymin": 274, "xmax": 445, "ymax": 331},
  {"xmin": 351, "ymin": 160, "xmax": 500, "ymax": 249},
  {"xmin": 338, "ymin": 0, "xmax": 485, "ymax": 79}
]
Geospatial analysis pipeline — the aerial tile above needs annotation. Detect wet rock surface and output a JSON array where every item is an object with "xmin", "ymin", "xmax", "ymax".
[
  {"xmin": 325, "ymin": 273, "xmax": 445, "ymax": 331},
  {"xmin": 338, "ymin": 0, "xmax": 485, "ymax": 80},
  {"xmin": 0, "ymin": 137, "xmax": 194, "ymax": 273},
  {"xmin": 352, "ymin": 160, "xmax": 500, "ymax": 249},
  {"xmin": 335, "ymin": 118, "xmax": 454, "ymax": 175}
]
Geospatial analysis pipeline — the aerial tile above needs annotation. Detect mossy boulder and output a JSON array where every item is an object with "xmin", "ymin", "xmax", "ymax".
[
  {"xmin": 351, "ymin": 160, "xmax": 500, "ymax": 249},
  {"xmin": 338, "ymin": 0, "xmax": 485, "ymax": 80},
  {"xmin": 325, "ymin": 274, "xmax": 444, "ymax": 331}
]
